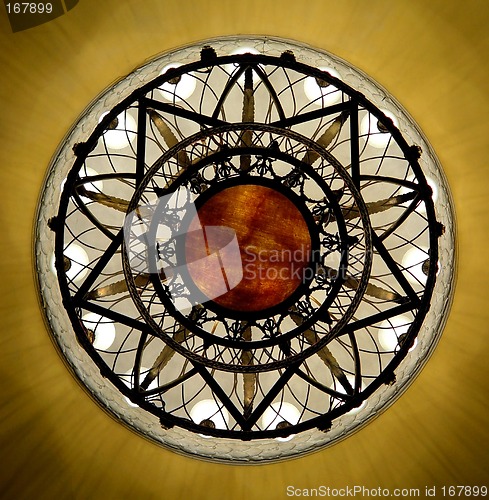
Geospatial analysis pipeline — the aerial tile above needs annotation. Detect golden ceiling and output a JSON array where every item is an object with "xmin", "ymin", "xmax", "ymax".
[{"xmin": 1, "ymin": 0, "xmax": 488, "ymax": 497}]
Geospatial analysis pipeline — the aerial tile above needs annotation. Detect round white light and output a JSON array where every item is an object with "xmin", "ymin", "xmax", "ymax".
[
  {"xmin": 335, "ymin": 376, "xmax": 367, "ymax": 414},
  {"xmin": 81, "ymin": 313, "xmax": 116, "ymax": 350},
  {"xmin": 99, "ymin": 112, "xmax": 137, "ymax": 150},
  {"xmin": 226, "ymin": 47, "xmax": 261, "ymax": 84},
  {"xmin": 304, "ymin": 67, "xmax": 342, "ymax": 106},
  {"xmin": 190, "ymin": 399, "xmax": 229, "ymax": 430},
  {"xmin": 159, "ymin": 63, "xmax": 196, "ymax": 102},
  {"xmin": 378, "ymin": 315, "xmax": 411, "ymax": 351},
  {"xmin": 425, "ymin": 177, "xmax": 438, "ymax": 208},
  {"xmin": 122, "ymin": 367, "xmax": 158, "ymax": 408},
  {"xmin": 261, "ymin": 402, "xmax": 300, "ymax": 441},
  {"xmin": 79, "ymin": 167, "xmax": 103, "ymax": 201},
  {"xmin": 402, "ymin": 247, "xmax": 430, "ymax": 285},
  {"xmin": 230, "ymin": 46, "xmax": 260, "ymax": 57},
  {"xmin": 360, "ymin": 109, "xmax": 399, "ymax": 148},
  {"xmin": 51, "ymin": 244, "xmax": 90, "ymax": 282},
  {"xmin": 59, "ymin": 167, "xmax": 103, "ymax": 203},
  {"xmin": 402, "ymin": 175, "xmax": 439, "ymax": 214}
]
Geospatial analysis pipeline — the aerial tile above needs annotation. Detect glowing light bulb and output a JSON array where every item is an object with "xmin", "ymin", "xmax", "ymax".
[
  {"xmin": 81, "ymin": 313, "xmax": 116, "ymax": 350},
  {"xmin": 360, "ymin": 109, "xmax": 399, "ymax": 148},
  {"xmin": 122, "ymin": 367, "xmax": 157, "ymax": 408},
  {"xmin": 336, "ymin": 376, "xmax": 366, "ymax": 414},
  {"xmin": 158, "ymin": 63, "xmax": 196, "ymax": 102},
  {"xmin": 261, "ymin": 402, "xmax": 300, "ymax": 441},
  {"xmin": 304, "ymin": 67, "xmax": 342, "ymax": 106},
  {"xmin": 403, "ymin": 175, "xmax": 439, "ymax": 214},
  {"xmin": 402, "ymin": 247, "xmax": 430, "ymax": 285},
  {"xmin": 229, "ymin": 46, "xmax": 260, "ymax": 61},
  {"xmin": 51, "ymin": 244, "xmax": 90, "ymax": 282},
  {"xmin": 378, "ymin": 315, "xmax": 412, "ymax": 351},
  {"xmin": 190, "ymin": 399, "xmax": 229, "ymax": 431},
  {"xmin": 79, "ymin": 167, "xmax": 103, "ymax": 201},
  {"xmin": 59, "ymin": 167, "xmax": 103, "ymax": 202},
  {"xmin": 226, "ymin": 47, "xmax": 261, "ymax": 84},
  {"xmin": 100, "ymin": 112, "xmax": 137, "ymax": 150},
  {"xmin": 426, "ymin": 178, "xmax": 438, "ymax": 208}
]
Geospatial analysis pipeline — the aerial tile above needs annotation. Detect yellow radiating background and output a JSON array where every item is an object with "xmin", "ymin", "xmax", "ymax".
[{"xmin": 1, "ymin": 0, "xmax": 488, "ymax": 498}]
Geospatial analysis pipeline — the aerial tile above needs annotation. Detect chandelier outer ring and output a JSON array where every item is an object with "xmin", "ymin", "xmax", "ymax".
[{"xmin": 34, "ymin": 35, "xmax": 456, "ymax": 463}]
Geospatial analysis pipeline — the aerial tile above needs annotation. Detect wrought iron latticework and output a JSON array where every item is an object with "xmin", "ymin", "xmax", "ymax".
[{"xmin": 35, "ymin": 37, "xmax": 455, "ymax": 463}]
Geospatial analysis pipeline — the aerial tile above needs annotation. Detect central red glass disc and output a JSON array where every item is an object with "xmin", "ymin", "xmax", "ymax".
[{"xmin": 185, "ymin": 184, "xmax": 312, "ymax": 312}]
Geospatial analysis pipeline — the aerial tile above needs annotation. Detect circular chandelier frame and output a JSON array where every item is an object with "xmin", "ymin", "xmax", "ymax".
[{"xmin": 35, "ymin": 36, "xmax": 456, "ymax": 462}]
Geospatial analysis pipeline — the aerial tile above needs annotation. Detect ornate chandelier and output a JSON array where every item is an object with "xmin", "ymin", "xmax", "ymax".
[{"xmin": 35, "ymin": 36, "xmax": 455, "ymax": 463}]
